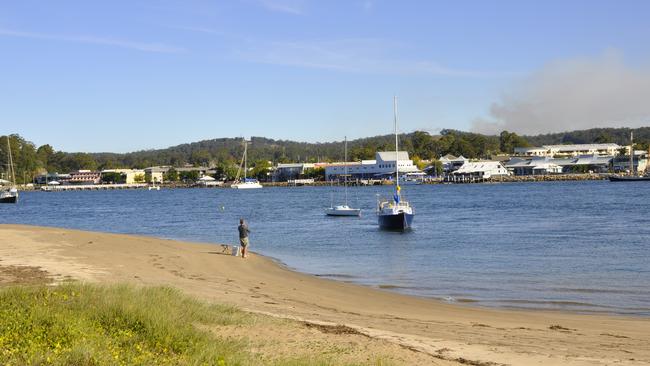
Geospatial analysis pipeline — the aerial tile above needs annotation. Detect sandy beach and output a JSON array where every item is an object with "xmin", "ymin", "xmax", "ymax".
[{"xmin": 1, "ymin": 224, "xmax": 648, "ymax": 365}]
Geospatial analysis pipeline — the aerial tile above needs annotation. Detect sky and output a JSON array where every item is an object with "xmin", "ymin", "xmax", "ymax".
[{"xmin": 1, "ymin": 0, "xmax": 649, "ymax": 152}]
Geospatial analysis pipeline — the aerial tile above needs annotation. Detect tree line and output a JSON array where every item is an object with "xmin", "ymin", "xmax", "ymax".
[{"xmin": 2, "ymin": 127, "xmax": 649, "ymax": 184}]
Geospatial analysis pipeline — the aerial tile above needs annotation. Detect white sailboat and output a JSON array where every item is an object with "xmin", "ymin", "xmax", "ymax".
[
  {"xmin": 1, "ymin": 137, "xmax": 18, "ymax": 204},
  {"xmin": 231, "ymin": 138, "xmax": 263, "ymax": 189},
  {"xmin": 325, "ymin": 137, "xmax": 361, "ymax": 216}
]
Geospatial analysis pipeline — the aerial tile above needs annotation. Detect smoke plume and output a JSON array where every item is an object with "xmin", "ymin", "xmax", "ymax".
[{"xmin": 472, "ymin": 52, "xmax": 650, "ymax": 135}]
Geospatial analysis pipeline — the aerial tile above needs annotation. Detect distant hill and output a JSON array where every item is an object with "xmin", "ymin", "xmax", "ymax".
[{"xmin": 2, "ymin": 127, "xmax": 649, "ymax": 184}]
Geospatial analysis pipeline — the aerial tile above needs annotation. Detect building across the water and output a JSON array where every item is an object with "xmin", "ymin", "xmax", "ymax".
[
  {"xmin": 439, "ymin": 154, "xmax": 469, "ymax": 173},
  {"xmin": 505, "ymin": 154, "xmax": 619, "ymax": 175},
  {"xmin": 325, "ymin": 151, "xmax": 421, "ymax": 181},
  {"xmin": 273, "ymin": 163, "xmax": 316, "ymax": 181},
  {"xmin": 69, "ymin": 170, "xmax": 101, "ymax": 184},
  {"xmin": 449, "ymin": 161, "xmax": 510, "ymax": 182},
  {"xmin": 514, "ymin": 143, "xmax": 624, "ymax": 157},
  {"xmin": 33, "ymin": 173, "xmax": 72, "ymax": 185},
  {"xmin": 101, "ymin": 169, "xmax": 146, "ymax": 184}
]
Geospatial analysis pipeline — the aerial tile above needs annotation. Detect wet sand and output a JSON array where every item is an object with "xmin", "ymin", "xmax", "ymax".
[{"xmin": 1, "ymin": 224, "xmax": 648, "ymax": 365}]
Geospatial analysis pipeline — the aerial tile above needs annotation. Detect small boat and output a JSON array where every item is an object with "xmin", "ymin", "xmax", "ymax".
[
  {"xmin": 325, "ymin": 204, "xmax": 361, "ymax": 216},
  {"xmin": 1, "ymin": 138, "xmax": 18, "ymax": 204},
  {"xmin": 148, "ymin": 185, "xmax": 161, "ymax": 191},
  {"xmin": 326, "ymin": 136, "xmax": 361, "ymax": 216},
  {"xmin": 231, "ymin": 139, "xmax": 263, "ymax": 189},
  {"xmin": 608, "ymin": 175, "xmax": 650, "ymax": 182},
  {"xmin": 609, "ymin": 132, "xmax": 650, "ymax": 182},
  {"xmin": 0, "ymin": 188, "xmax": 18, "ymax": 203},
  {"xmin": 377, "ymin": 97, "xmax": 414, "ymax": 230},
  {"xmin": 398, "ymin": 176, "xmax": 423, "ymax": 185},
  {"xmin": 231, "ymin": 178, "xmax": 263, "ymax": 189}
]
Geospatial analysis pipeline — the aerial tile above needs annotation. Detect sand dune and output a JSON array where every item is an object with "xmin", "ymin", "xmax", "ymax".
[{"xmin": 1, "ymin": 224, "xmax": 648, "ymax": 365}]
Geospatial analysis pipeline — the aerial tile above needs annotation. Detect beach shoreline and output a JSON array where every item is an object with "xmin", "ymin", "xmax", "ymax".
[{"xmin": 1, "ymin": 224, "xmax": 648, "ymax": 365}]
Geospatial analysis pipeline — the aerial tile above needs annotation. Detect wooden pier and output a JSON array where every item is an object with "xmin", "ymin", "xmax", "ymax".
[{"xmin": 40, "ymin": 184, "xmax": 148, "ymax": 192}]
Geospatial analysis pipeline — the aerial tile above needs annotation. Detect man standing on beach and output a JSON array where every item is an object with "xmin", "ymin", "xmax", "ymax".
[{"xmin": 238, "ymin": 218, "xmax": 250, "ymax": 259}]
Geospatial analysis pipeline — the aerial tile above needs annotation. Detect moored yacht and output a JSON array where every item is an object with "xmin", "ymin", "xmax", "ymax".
[
  {"xmin": 377, "ymin": 97, "xmax": 414, "ymax": 230},
  {"xmin": 326, "ymin": 136, "xmax": 361, "ymax": 216},
  {"xmin": 1, "ymin": 138, "xmax": 18, "ymax": 204},
  {"xmin": 231, "ymin": 138, "xmax": 263, "ymax": 189}
]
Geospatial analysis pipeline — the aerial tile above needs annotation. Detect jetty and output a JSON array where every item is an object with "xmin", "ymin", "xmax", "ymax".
[{"xmin": 41, "ymin": 184, "xmax": 148, "ymax": 192}]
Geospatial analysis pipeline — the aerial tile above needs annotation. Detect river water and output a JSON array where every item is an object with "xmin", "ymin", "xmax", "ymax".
[{"xmin": 2, "ymin": 180, "xmax": 649, "ymax": 315}]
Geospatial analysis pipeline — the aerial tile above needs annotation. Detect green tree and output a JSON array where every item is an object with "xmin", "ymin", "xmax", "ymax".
[
  {"xmin": 189, "ymin": 150, "xmax": 211, "ymax": 167},
  {"xmin": 101, "ymin": 172, "xmax": 123, "ymax": 184},
  {"xmin": 499, "ymin": 131, "xmax": 529, "ymax": 154},
  {"xmin": 165, "ymin": 167, "xmax": 178, "ymax": 182},
  {"xmin": 215, "ymin": 162, "xmax": 238, "ymax": 181},
  {"xmin": 251, "ymin": 160, "xmax": 271, "ymax": 181},
  {"xmin": 179, "ymin": 170, "xmax": 199, "ymax": 182}
]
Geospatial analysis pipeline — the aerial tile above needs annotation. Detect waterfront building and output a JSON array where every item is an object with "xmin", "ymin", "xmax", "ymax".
[
  {"xmin": 33, "ymin": 173, "xmax": 72, "ymax": 185},
  {"xmin": 324, "ymin": 151, "xmax": 421, "ymax": 181},
  {"xmin": 512, "ymin": 147, "xmax": 548, "ymax": 157},
  {"xmin": 69, "ymin": 170, "xmax": 101, "ymax": 184},
  {"xmin": 450, "ymin": 161, "xmax": 510, "ymax": 181},
  {"xmin": 101, "ymin": 169, "xmax": 145, "ymax": 184},
  {"xmin": 273, "ymin": 163, "xmax": 315, "ymax": 181},
  {"xmin": 505, "ymin": 157, "xmax": 563, "ymax": 175},
  {"xmin": 506, "ymin": 155, "xmax": 614, "ymax": 175},
  {"xmin": 612, "ymin": 151, "xmax": 648, "ymax": 173},
  {"xmin": 439, "ymin": 154, "xmax": 469, "ymax": 173},
  {"xmin": 144, "ymin": 167, "xmax": 165, "ymax": 183},
  {"xmin": 514, "ymin": 143, "xmax": 623, "ymax": 157}
]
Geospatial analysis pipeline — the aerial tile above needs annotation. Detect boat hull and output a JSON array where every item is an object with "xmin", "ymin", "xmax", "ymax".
[
  {"xmin": 378, "ymin": 212, "xmax": 414, "ymax": 230},
  {"xmin": 0, "ymin": 194, "xmax": 18, "ymax": 204},
  {"xmin": 231, "ymin": 183, "xmax": 263, "ymax": 189},
  {"xmin": 609, "ymin": 175, "xmax": 650, "ymax": 182},
  {"xmin": 325, "ymin": 208, "xmax": 361, "ymax": 216}
]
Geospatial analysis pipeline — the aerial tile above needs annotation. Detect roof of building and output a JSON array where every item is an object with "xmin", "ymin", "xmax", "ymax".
[
  {"xmin": 543, "ymin": 143, "xmax": 621, "ymax": 151},
  {"xmin": 439, "ymin": 154, "xmax": 457, "ymax": 161},
  {"xmin": 514, "ymin": 147, "xmax": 547, "ymax": 152},
  {"xmin": 276, "ymin": 163, "xmax": 315, "ymax": 169},
  {"xmin": 454, "ymin": 161, "xmax": 506, "ymax": 174},
  {"xmin": 376, "ymin": 151, "xmax": 410, "ymax": 161}
]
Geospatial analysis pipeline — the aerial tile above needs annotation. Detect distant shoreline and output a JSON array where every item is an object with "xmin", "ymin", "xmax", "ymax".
[{"xmin": 16, "ymin": 173, "xmax": 611, "ymax": 191}]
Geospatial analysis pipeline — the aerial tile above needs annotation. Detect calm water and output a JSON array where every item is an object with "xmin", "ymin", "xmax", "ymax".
[{"xmin": 2, "ymin": 181, "xmax": 649, "ymax": 315}]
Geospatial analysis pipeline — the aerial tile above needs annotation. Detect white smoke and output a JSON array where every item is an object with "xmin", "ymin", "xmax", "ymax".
[{"xmin": 472, "ymin": 52, "xmax": 650, "ymax": 135}]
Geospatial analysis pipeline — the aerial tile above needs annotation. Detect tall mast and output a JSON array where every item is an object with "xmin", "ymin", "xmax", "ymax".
[
  {"xmin": 344, "ymin": 136, "xmax": 348, "ymax": 205},
  {"xmin": 7, "ymin": 138, "xmax": 15, "ymax": 186},
  {"xmin": 244, "ymin": 139, "xmax": 248, "ymax": 180},
  {"xmin": 394, "ymin": 96, "xmax": 399, "ymax": 191},
  {"xmin": 630, "ymin": 131, "xmax": 634, "ymax": 176}
]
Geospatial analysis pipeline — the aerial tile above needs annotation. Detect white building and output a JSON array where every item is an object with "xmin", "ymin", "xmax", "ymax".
[
  {"xmin": 273, "ymin": 163, "xmax": 315, "ymax": 181},
  {"xmin": 325, "ymin": 151, "xmax": 421, "ymax": 180},
  {"xmin": 439, "ymin": 154, "xmax": 469, "ymax": 173},
  {"xmin": 514, "ymin": 143, "xmax": 623, "ymax": 157},
  {"xmin": 451, "ymin": 161, "xmax": 510, "ymax": 180}
]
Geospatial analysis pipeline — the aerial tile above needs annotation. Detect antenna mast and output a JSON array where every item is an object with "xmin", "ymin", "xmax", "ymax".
[{"xmin": 394, "ymin": 96, "xmax": 399, "ymax": 191}]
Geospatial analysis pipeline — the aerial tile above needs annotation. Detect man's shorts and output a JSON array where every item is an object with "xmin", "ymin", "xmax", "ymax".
[{"xmin": 240, "ymin": 237, "xmax": 249, "ymax": 247}]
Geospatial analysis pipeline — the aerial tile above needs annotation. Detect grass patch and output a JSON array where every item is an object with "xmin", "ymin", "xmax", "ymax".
[
  {"xmin": 0, "ymin": 283, "xmax": 253, "ymax": 365},
  {"xmin": 0, "ymin": 283, "xmax": 403, "ymax": 366}
]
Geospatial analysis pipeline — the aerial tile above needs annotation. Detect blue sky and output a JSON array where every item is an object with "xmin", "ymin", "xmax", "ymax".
[{"xmin": 1, "ymin": 0, "xmax": 649, "ymax": 152}]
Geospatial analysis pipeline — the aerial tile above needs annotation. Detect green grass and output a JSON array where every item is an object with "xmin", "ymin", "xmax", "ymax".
[
  {"xmin": 0, "ymin": 283, "xmax": 399, "ymax": 366},
  {"xmin": 0, "ymin": 283, "xmax": 256, "ymax": 366}
]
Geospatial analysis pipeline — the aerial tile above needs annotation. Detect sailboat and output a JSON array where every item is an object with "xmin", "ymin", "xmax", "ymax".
[
  {"xmin": 325, "ymin": 137, "xmax": 361, "ymax": 216},
  {"xmin": 377, "ymin": 97, "xmax": 414, "ymax": 230},
  {"xmin": 609, "ymin": 131, "xmax": 650, "ymax": 182},
  {"xmin": 1, "ymin": 137, "xmax": 19, "ymax": 204},
  {"xmin": 231, "ymin": 138, "xmax": 263, "ymax": 189}
]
